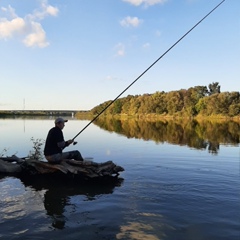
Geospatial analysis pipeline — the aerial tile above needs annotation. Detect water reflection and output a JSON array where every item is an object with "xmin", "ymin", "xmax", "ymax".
[
  {"xmin": 93, "ymin": 118, "xmax": 240, "ymax": 154},
  {"xmin": 116, "ymin": 213, "xmax": 171, "ymax": 240},
  {"xmin": 117, "ymin": 221, "xmax": 160, "ymax": 240},
  {"xmin": 20, "ymin": 175, "xmax": 123, "ymax": 229}
]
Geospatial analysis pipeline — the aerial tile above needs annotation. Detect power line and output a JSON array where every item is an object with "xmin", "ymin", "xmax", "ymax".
[{"xmin": 72, "ymin": 0, "xmax": 226, "ymax": 140}]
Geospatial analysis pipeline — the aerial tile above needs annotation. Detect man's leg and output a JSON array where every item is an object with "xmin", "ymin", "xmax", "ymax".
[
  {"xmin": 62, "ymin": 150, "xmax": 84, "ymax": 161},
  {"xmin": 45, "ymin": 153, "xmax": 62, "ymax": 163}
]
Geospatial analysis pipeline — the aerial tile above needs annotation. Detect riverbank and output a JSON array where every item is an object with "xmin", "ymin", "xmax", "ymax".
[
  {"xmin": 78, "ymin": 112, "xmax": 240, "ymax": 123},
  {"xmin": 1, "ymin": 111, "xmax": 239, "ymax": 122}
]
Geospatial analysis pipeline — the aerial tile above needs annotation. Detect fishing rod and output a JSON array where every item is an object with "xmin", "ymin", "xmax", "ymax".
[{"xmin": 72, "ymin": 0, "xmax": 226, "ymax": 141}]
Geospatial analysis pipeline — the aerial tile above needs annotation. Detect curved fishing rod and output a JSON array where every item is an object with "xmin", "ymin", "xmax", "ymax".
[{"xmin": 72, "ymin": 0, "xmax": 226, "ymax": 141}]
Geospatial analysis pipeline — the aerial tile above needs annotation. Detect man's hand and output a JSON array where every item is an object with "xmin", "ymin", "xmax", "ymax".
[{"xmin": 67, "ymin": 139, "xmax": 74, "ymax": 145}]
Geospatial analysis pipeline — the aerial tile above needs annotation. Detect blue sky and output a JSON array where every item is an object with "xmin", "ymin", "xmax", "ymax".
[{"xmin": 0, "ymin": 0, "xmax": 239, "ymax": 110}]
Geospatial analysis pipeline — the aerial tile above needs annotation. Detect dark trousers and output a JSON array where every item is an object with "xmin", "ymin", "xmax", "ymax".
[{"xmin": 45, "ymin": 150, "xmax": 83, "ymax": 163}]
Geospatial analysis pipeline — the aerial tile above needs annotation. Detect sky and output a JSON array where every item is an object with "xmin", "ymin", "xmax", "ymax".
[{"xmin": 0, "ymin": 0, "xmax": 239, "ymax": 110}]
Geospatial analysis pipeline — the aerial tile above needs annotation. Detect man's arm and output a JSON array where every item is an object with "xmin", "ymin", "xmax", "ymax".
[{"xmin": 57, "ymin": 139, "xmax": 74, "ymax": 149}]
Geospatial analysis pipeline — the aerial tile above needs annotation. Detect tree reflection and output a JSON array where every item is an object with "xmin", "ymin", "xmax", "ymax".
[{"xmin": 94, "ymin": 118, "xmax": 240, "ymax": 154}]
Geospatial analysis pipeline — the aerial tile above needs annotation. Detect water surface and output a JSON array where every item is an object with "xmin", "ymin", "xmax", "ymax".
[{"xmin": 0, "ymin": 117, "xmax": 239, "ymax": 240}]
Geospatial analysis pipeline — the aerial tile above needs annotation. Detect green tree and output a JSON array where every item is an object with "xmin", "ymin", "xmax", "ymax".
[
  {"xmin": 229, "ymin": 104, "xmax": 240, "ymax": 116},
  {"xmin": 128, "ymin": 96, "xmax": 141, "ymax": 115},
  {"xmin": 138, "ymin": 94, "xmax": 154, "ymax": 114},
  {"xmin": 112, "ymin": 100, "xmax": 122, "ymax": 114},
  {"xmin": 208, "ymin": 82, "xmax": 221, "ymax": 95},
  {"xmin": 166, "ymin": 90, "xmax": 184, "ymax": 115},
  {"xmin": 195, "ymin": 98, "xmax": 207, "ymax": 115},
  {"xmin": 152, "ymin": 91, "xmax": 167, "ymax": 114},
  {"xmin": 185, "ymin": 86, "xmax": 208, "ymax": 115},
  {"xmin": 121, "ymin": 95, "xmax": 133, "ymax": 114}
]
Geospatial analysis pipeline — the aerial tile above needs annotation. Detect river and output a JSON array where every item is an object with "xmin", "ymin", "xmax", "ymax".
[{"xmin": 0, "ymin": 117, "xmax": 239, "ymax": 240}]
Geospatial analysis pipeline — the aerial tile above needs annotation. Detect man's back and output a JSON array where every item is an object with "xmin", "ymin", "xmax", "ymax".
[{"xmin": 44, "ymin": 127, "xmax": 64, "ymax": 156}]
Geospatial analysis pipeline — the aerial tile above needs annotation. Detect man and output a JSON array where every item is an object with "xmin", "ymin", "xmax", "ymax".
[{"xmin": 44, "ymin": 117, "xmax": 83, "ymax": 163}]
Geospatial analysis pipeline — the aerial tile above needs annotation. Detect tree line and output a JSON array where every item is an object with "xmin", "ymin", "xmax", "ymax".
[{"xmin": 90, "ymin": 82, "xmax": 240, "ymax": 118}]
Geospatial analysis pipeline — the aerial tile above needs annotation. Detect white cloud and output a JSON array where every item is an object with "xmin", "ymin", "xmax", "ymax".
[
  {"xmin": 106, "ymin": 75, "xmax": 118, "ymax": 81},
  {"xmin": 122, "ymin": 0, "xmax": 168, "ymax": 7},
  {"xmin": 143, "ymin": 42, "xmax": 150, "ymax": 48},
  {"xmin": 0, "ymin": 1, "xmax": 58, "ymax": 48},
  {"xmin": 115, "ymin": 43, "xmax": 125, "ymax": 57},
  {"xmin": 23, "ymin": 22, "xmax": 49, "ymax": 48},
  {"xmin": 120, "ymin": 16, "xmax": 142, "ymax": 27},
  {"xmin": 31, "ymin": 0, "xmax": 59, "ymax": 20},
  {"xmin": 0, "ymin": 17, "xmax": 25, "ymax": 38},
  {"xmin": 1, "ymin": 5, "xmax": 18, "ymax": 18}
]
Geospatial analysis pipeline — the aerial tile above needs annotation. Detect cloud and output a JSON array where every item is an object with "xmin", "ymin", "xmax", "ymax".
[
  {"xmin": 23, "ymin": 22, "xmax": 49, "ymax": 48},
  {"xmin": 0, "ymin": 1, "xmax": 58, "ymax": 48},
  {"xmin": 115, "ymin": 43, "xmax": 125, "ymax": 57},
  {"xmin": 122, "ymin": 0, "xmax": 168, "ymax": 7},
  {"xmin": 142, "ymin": 42, "xmax": 150, "ymax": 48},
  {"xmin": 120, "ymin": 16, "xmax": 142, "ymax": 27},
  {"xmin": 31, "ymin": 0, "xmax": 59, "ymax": 20},
  {"xmin": 106, "ymin": 75, "xmax": 118, "ymax": 81},
  {"xmin": 1, "ymin": 5, "xmax": 18, "ymax": 18},
  {"xmin": 0, "ymin": 17, "xmax": 26, "ymax": 38}
]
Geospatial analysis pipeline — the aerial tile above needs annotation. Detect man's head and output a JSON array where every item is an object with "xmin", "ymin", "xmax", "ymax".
[{"xmin": 55, "ymin": 118, "xmax": 68, "ymax": 129}]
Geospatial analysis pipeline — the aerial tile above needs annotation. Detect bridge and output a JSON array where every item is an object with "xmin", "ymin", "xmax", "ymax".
[{"xmin": 0, "ymin": 110, "xmax": 88, "ymax": 117}]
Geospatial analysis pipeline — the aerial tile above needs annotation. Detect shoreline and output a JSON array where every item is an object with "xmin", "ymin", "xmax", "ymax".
[{"xmin": 0, "ymin": 111, "xmax": 239, "ymax": 122}]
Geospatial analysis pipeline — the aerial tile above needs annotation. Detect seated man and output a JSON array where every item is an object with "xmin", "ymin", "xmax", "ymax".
[{"xmin": 44, "ymin": 118, "xmax": 83, "ymax": 163}]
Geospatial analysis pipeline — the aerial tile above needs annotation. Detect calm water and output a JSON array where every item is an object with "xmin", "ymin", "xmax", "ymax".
[{"xmin": 0, "ymin": 117, "xmax": 239, "ymax": 240}]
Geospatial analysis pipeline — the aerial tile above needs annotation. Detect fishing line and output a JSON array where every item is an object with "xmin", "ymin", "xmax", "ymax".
[{"xmin": 72, "ymin": 0, "xmax": 226, "ymax": 141}]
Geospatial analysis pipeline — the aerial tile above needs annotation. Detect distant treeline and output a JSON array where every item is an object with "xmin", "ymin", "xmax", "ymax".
[{"xmin": 90, "ymin": 82, "xmax": 240, "ymax": 118}]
